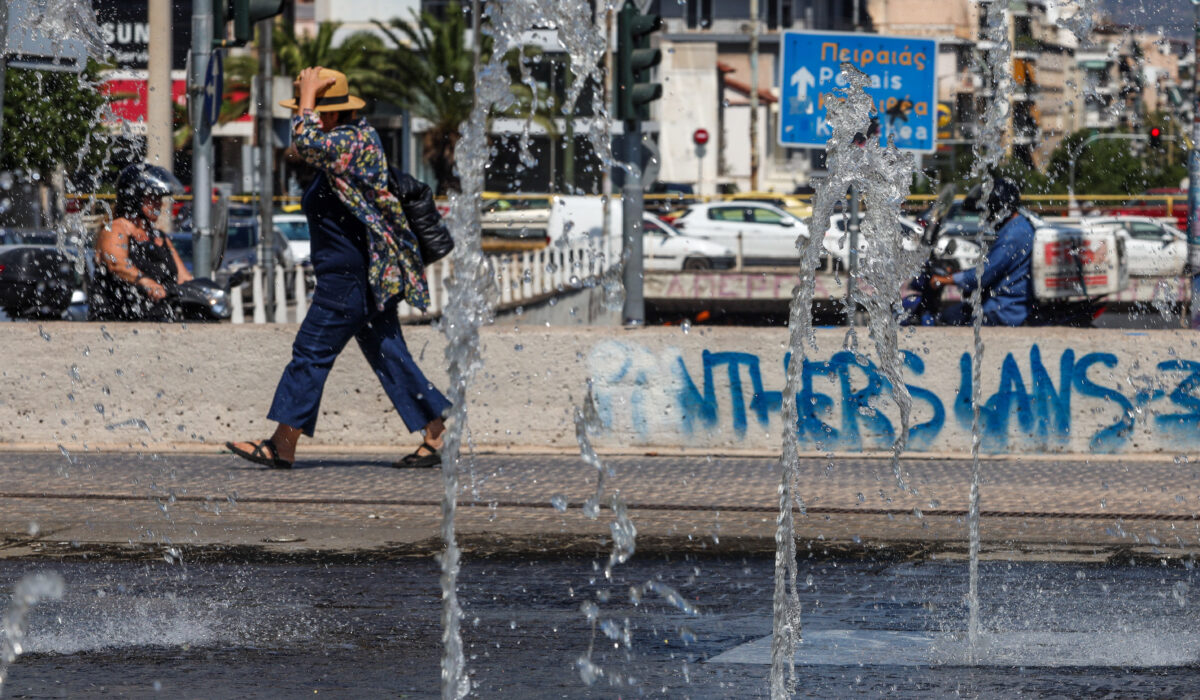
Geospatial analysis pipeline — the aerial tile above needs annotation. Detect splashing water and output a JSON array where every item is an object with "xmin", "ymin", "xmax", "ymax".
[
  {"xmin": 0, "ymin": 572, "xmax": 65, "ymax": 696},
  {"xmin": 966, "ymin": 1, "xmax": 1014, "ymax": 656},
  {"xmin": 828, "ymin": 67, "xmax": 923, "ymax": 490},
  {"xmin": 572, "ymin": 383, "xmax": 638, "ymax": 685},
  {"xmin": 438, "ymin": 1, "xmax": 551, "ymax": 696},
  {"xmin": 768, "ymin": 62, "xmax": 919, "ymax": 698}
]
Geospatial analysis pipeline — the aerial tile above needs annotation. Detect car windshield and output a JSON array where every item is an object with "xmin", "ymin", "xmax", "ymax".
[
  {"xmin": 227, "ymin": 223, "xmax": 255, "ymax": 250},
  {"xmin": 276, "ymin": 220, "xmax": 309, "ymax": 242}
]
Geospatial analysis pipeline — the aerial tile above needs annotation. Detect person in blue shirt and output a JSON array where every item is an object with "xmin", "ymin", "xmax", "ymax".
[{"xmin": 930, "ymin": 177, "xmax": 1036, "ymax": 326}]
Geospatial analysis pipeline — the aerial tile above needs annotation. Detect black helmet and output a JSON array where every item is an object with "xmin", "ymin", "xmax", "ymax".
[
  {"xmin": 963, "ymin": 175, "xmax": 1021, "ymax": 226},
  {"xmin": 115, "ymin": 163, "xmax": 183, "ymax": 220}
]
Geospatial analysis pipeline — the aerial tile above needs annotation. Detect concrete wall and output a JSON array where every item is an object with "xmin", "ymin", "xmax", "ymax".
[{"xmin": 1, "ymin": 325, "xmax": 1197, "ymax": 457}]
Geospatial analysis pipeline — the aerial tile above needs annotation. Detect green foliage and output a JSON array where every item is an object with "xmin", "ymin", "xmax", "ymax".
[
  {"xmin": 370, "ymin": 4, "xmax": 481, "ymax": 194},
  {"xmin": 1042, "ymin": 122, "xmax": 1186, "ymax": 195},
  {"xmin": 1, "ymin": 61, "xmax": 109, "ymax": 175},
  {"xmin": 273, "ymin": 21, "xmax": 388, "ymax": 100}
]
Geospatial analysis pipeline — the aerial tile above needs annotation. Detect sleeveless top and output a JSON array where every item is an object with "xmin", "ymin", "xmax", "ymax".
[{"xmin": 89, "ymin": 223, "xmax": 179, "ymax": 321}]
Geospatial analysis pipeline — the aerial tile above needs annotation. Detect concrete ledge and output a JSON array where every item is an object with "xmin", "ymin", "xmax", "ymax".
[{"xmin": 0, "ymin": 323, "xmax": 1197, "ymax": 456}]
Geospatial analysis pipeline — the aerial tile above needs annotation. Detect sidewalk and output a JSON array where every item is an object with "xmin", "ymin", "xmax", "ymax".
[{"xmin": 0, "ymin": 450, "xmax": 1195, "ymax": 561}]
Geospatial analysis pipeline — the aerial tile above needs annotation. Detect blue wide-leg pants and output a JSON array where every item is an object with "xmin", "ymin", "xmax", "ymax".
[{"xmin": 267, "ymin": 275, "xmax": 450, "ymax": 437}]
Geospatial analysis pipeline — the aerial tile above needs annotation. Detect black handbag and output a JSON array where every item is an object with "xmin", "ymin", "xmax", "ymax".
[{"xmin": 388, "ymin": 165, "xmax": 454, "ymax": 265}]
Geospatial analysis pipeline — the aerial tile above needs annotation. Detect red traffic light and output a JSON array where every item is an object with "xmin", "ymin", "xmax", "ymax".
[{"xmin": 1150, "ymin": 127, "xmax": 1161, "ymax": 137}]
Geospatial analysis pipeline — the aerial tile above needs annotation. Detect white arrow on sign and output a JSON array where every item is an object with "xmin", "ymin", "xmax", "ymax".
[{"xmin": 790, "ymin": 66, "xmax": 816, "ymax": 114}]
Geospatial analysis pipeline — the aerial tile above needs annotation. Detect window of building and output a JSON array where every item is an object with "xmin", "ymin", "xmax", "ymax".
[
  {"xmin": 686, "ymin": 0, "xmax": 714, "ymax": 29},
  {"xmin": 766, "ymin": 0, "xmax": 795, "ymax": 30}
]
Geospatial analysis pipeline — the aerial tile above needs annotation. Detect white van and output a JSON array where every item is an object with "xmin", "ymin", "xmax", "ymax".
[{"xmin": 545, "ymin": 195, "xmax": 735, "ymax": 271}]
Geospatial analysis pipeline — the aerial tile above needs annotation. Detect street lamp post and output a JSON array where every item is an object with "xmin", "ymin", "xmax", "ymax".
[{"xmin": 1189, "ymin": 0, "xmax": 1200, "ymax": 329}]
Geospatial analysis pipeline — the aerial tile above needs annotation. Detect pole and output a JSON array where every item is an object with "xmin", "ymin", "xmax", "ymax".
[
  {"xmin": 846, "ymin": 184, "xmax": 860, "ymax": 326},
  {"xmin": 748, "ymin": 0, "xmax": 759, "ymax": 191},
  {"xmin": 1190, "ymin": 0, "xmax": 1200, "ymax": 329},
  {"xmin": 190, "ymin": 3, "xmax": 214, "ymax": 278},
  {"xmin": 147, "ymin": 0, "xmax": 173, "ymax": 180},
  {"xmin": 622, "ymin": 124, "xmax": 645, "ymax": 325},
  {"xmin": 601, "ymin": 7, "xmax": 614, "ymax": 242},
  {"xmin": 1068, "ymin": 155, "xmax": 1077, "ymax": 216},
  {"xmin": 257, "ymin": 18, "xmax": 276, "ymax": 319},
  {"xmin": 0, "ymin": 0, "xmax": 11, "ymax": 154}
]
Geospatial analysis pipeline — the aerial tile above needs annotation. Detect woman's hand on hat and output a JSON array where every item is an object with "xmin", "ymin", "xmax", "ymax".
[{"xmin": 295, "ymin": 67, "xmax": 337, "ymax": 111}]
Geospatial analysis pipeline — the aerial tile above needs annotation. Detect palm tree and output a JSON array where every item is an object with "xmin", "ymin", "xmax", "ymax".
[
  {"xmin": 371, "ymin": 4, "xmax": 562, "ymax": 194},
  {"xmin": 273, "ymin": 21, "xmax": 387, "ymax": 102},
  {"xmin": 370, "ymin": 5, "xmax": 481, "ymax": 194}
]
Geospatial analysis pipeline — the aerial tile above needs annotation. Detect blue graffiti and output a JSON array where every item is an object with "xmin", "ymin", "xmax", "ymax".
[
  {"xmin": 663, "ymin": 343, "xmax": 1199, "ymax": 453},
  {"xmin": 677, "ymin": 348, "xmax": 943, "ymax": 451}
]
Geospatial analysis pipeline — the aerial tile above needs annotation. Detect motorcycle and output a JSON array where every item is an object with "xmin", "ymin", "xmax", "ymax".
[
  {"xmin": 161, "ymin": 273, "xmax": 243, "ymax": 322},
  {"xmin": 901, "ymin": 186, "xmax": 1106, "ymax": 328}
]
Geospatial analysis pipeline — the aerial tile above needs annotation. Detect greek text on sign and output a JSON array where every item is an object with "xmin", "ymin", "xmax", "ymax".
[{"xmin": 779, "ymin": 30, "xmax": 937, "ymax": 152}]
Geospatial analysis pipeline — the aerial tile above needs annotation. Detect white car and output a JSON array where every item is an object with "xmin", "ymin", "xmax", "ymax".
[
  {"xmin": 641, "ymin": 214, "xmax": 735, "ymax": 271},
  {"xmin": 668, "ymin": 202, "xmax": 809, "ymax": 265},
  {"xmin": 1080, "ymin": 216, "xmax": 1186, "ymax": 277},
  {"xmin": 545, "ymin": 196, "xmax": 734, "ymax": 270},
  {"xmin": 273, "ymin": 213, "xmax": 310, "ymax": 264},
  {"xmin": 820, "ymin": 213, "xmax": 928, "ymax": 267}
]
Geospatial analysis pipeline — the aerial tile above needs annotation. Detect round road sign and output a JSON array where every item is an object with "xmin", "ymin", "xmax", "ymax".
[{"xmin": 693, "ymin": 128, "xmax": 709, "ymax": 146}]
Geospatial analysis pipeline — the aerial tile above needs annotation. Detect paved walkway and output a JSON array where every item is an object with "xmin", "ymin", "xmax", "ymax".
[{"xmin": 0, "ymin": 450, "xmax": 1197, "ymax": 560}]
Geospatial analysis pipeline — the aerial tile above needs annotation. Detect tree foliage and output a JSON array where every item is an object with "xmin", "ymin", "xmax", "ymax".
[
  {"xmin": 370, "ymin": 5, "xmax": 482, "ymax": 194},
  {"xmin": 1, "ymin": 61, "xmax": 109, "ymax": 175}
]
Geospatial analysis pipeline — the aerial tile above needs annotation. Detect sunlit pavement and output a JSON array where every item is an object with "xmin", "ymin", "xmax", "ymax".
[{"xmin": 0, "ymin": 450, "xmax": 1196, "ymax": 561}]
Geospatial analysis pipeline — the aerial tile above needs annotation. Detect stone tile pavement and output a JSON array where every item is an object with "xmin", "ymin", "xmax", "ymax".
[{"xmin": 0, "ymin": 450, "xmax": 1197, "ymax": 560}]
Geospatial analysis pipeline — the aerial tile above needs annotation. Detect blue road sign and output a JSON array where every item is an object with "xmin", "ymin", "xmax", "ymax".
[
  {"xmin": 202, "ymin": 49, "xmax": 224, "ymax": 129},
  {"xmin": 779, "ymin": 31, "xmax": 937, "ymax": 152}
]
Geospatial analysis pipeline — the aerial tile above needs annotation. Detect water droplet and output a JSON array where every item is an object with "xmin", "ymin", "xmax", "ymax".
[
  {"xmin": 550, "ymin": 495, "xmax": 568, "ymax": 512},
  {"xmin": 37, "ymin": 325, "xmax": 50, "ymax": 342}
]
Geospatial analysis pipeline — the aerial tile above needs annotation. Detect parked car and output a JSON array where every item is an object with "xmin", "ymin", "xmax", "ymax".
[
  {"xmin": 273, "ymin": 213, "xmax": 310, "ymax": 264},
  {"xmin": 0, "ymin": 229, "xmax": 84, "ymax": 319},
  {"xmin": 1106, "ymin": 189, "xmax": 1187, "ymax": 229},
  {"xmin": 820, "ymin": 214, "xmax": 933, "ymax": 268},
  {"xmin": 915, "ymin": 200, "xmax": 997, "ymax": 247},
  {"xmin": 480, "ymin": 194, "xmax": 552, "ymax": 240},
  {"xmin": 1080, "ymin": 216, "xmax": 1186, "ymax": 277},
  {"xmin": 641, "ymin": 214, "xmax": 736, "ymax": 271},
  {"xmin": 724, "ymin": 192, "xmax": 813, "ymax": 219},
  {"xmin": 174, "ymin": 218, "xmax": 294, "ymax": 284},
  {"xmin": 668, "ymin": 202, "xmax": 809, "ymax": 265}
]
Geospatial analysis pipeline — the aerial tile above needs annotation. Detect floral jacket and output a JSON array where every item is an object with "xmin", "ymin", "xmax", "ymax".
[{"xmin": 291, "ymin": 110, "xmax": 429, "ymax": 310}]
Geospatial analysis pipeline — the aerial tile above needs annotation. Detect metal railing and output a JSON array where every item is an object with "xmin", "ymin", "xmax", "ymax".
[{"xmin": 229, "ymin": 237, "xmax": 616, "ymax": 325}]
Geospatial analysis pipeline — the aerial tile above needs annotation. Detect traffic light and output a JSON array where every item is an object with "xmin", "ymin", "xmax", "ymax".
[
  {"xmin": 213, "ymin": 0, "xmax": 287, "ymax": 47},
  {"xmin": 616, "ymin": 0, "xmax": 663, "ymax": 122},
  {"xmin": 1149, "ymin": 126, "xmax": 1162, "ymax": 149}
]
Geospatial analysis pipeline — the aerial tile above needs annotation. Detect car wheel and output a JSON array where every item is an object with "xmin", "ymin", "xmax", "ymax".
[{"xmin": 682, "ymin": 257, "xmax": 713, "ymax": 271}]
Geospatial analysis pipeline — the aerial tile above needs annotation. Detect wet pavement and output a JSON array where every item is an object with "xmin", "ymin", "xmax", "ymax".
[{"xmin": 2, "ymin": 555, "xmax": 1199, "ymax": 698}]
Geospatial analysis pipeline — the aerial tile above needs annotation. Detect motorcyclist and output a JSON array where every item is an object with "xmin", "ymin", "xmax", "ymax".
[
  {"xmin": 90, "ymin": 163, "xmax": 192, "ymax": 321},
  {"xmin": 929, "ymin": 176, "xmax": 1035, "ymax": 326}
]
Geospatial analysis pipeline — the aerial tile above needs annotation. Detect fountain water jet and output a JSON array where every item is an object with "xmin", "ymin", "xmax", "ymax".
[
  {"xmin": 966, "ymin": 0, "xmax": 1014, "ymax": 654},
  {"xmin": 771, "ymin": 62, "xmax": 919, "ymax": 697},
  {"xmin": 0, "ymin": 572, "xmax": 64, "ymax": 697}
]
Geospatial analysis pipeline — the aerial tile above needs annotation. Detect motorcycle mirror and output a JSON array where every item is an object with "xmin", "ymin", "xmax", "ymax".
[
  {"xmin": 225, "ymin": 269, "xmax": 247, "ymax": 290},
  {"xmin": 923, "ymin": 184, "xmax": 958, "ymax": 246}
]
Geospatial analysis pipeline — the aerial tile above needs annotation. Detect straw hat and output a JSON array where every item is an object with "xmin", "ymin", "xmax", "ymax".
[{"xmin": 279, "ymin": 68, "xmax": 366, "ymax": 112}]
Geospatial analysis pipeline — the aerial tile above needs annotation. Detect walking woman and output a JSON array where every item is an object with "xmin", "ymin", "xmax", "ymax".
[{"xmin": 227, "ymin": 67, "xmax": 450, "ymax": 469}]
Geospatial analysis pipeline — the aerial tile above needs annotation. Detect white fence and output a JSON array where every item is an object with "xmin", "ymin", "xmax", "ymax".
[{"xmin": 231, "ymin": 239, "xmax": 616, "ymax": 324}]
